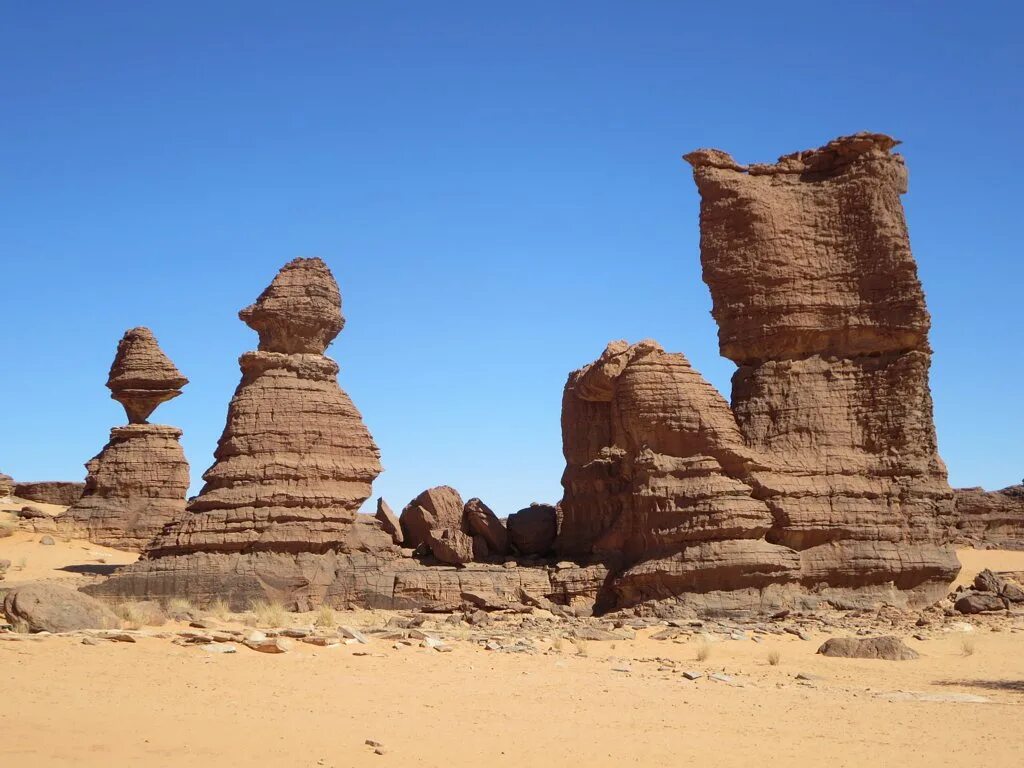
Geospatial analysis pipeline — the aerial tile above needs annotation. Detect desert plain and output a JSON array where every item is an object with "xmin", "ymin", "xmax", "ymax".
[{"xmin": 2, "ymin": 499, "xmax": 1023, "ymax": 768}]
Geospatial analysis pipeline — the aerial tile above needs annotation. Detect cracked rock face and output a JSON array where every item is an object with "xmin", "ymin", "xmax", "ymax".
[
  {"xmin": 949, "ymin": 485, "xmax": 1024, "ymax": 550},
  {"xmin": 56, "ymin": 328, "xmax": 189, "ymax": 551},
  {"xmin": 559, "ymin": 134, "xmax": 959, "ymax": 613}
]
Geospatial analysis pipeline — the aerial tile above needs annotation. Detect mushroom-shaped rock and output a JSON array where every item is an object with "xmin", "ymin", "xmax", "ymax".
[
  {"xmin": 107, "ymin": 327, "xmax": 188, "ymax": 424},
  {"xmin": 239, "ymin": 257, "xmax": 344, "ymax": 354}
]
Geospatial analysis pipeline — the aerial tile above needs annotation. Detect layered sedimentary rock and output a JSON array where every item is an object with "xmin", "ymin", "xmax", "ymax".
[
  {"xmin": 950, "ymin": 485, "xmax": 1024, "ymax": 550},
  {"xmin": 559, "ymin": 134, "xmax": 959, "ymax": 613},
  {"xmin": 0, "ymin": 474, "xmax": 13, "ymax": 498},
  {"xmin": 55, "ymin": 328, "xmax": 189, "ymax": 550},
  {"xmin": 14, "ymin": 481, "xmax": 85, "ymax": 506}
]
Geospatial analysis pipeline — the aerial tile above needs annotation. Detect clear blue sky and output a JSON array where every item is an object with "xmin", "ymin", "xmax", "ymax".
[{"xmin": 2, "ymin": 2, "xmax": 1021, "ymax": 515}]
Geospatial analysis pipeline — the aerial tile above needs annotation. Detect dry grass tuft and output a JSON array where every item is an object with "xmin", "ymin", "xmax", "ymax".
[
  {"xmin": 114, "ymin": 601, "xmax": 167, "ymax": 629},
  {"xmin": 961, "ymin": 636, "xmax": 977, "ymax": 657},
  {"xmin": 313, "ymin": 605, "xmax": 336, "ymax": 629},
  {"xmin": 572, "ymin": 638, "xmax": 589, "ymax": 657},
  {"xmin": 250, "ymin": 598, "xmax": 290, "ymax": 628},
  {"xmin": 207, "ymin": 598, "xmax": 231, "ymax": 621},
  {"xmin": 11, "ymin": 618, "xmax": 31, "ymax": 633},
  {"xmin": 165, "ymin": 597, "xmax": 195, "ymax": 616},
  {"xmin": 552, "ymin": 636, "xmax": 565, "ymax": 653},
  {"xmin": 767, "ymin": 649, "xmax": 781, "ymax": 666},
  {"xmin": 695, "ymin": 639, "xmax": 712, "ymax": 662}
]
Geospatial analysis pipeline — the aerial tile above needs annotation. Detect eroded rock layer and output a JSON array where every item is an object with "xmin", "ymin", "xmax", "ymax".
[
  {"xmin": 558, "ymin": 134, "xmax": 959, "ymax": 613},
  {"xmin": 146, "ymin": 258, "xmax": 383, "ymax": 558},
  {"xmin": 55, "ymin": 327, "xmax": 189, "ymax": 550},
  {"xmin": 950, "ymin": 486, "xmax": 1024, "ymax": 550},
  {"xmin": 686, "ymin": 133, "xmax": 958, "ymax": 602}
]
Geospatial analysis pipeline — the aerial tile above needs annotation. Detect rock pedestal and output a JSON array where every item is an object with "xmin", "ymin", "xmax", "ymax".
[{"xmin": 56, "ymin": 327, "xmax": 189, "ymax": 550}]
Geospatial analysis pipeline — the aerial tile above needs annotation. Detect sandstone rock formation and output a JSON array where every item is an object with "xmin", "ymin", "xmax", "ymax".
[
  {"xmin": 14, "ymin": 481, "xmax": 85, "ymax": 506},
  {"xmin": 55, "ymin": 328, "xmax": 189, "ymax": 550},
  {"xmin": 558, "ymin": 134, "xmax": 959, "ymax": 613},
  {"xmin": 817, "ymin": 636, "xmax": 919, "ymax": 661},
  {"xmin": 0, "ymin": 473, "xmax": 13, "ymax": 498},
  {"xmin": 465, "ymin": 498, "xmax": 509, "ymax": 556},
  {"xmin": 949, "ymin": 485, "xmax": 1024, "ymax": 549}
]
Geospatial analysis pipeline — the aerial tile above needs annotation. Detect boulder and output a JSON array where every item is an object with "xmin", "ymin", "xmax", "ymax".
[
  {"xmin": 973, "ymin": 569, "xmax": 1003, "ymax": 594},
  {"xmin": 954, "ymin": 593, "xmax": 1006, "ymax": 614},
  {"xmin": 427, "ymin": 528, "xmax": 474, "ymax": 566},
  {"xmin": 464, "ymin": 498, "xmax": 508, "ymax": 555},
  {"xmin": 817, "ymin": 636, "xmax": 919, "ymax": 661},
  {"xmin": 17, "ymin": 505, "xmax": 49, "ymax": 520},
  {"xmin": 375, "ymin": 498, "xmax": 403, "ymax": 546},
  {"xmin": 400, "ymin": 486, "xmax": 465, "ymax": 550},
  {"xmin": 508, "ymin": 504, "xmax": 557, "ymax": 556},
  {"xmin": 3, "ymin": 583, "xmax": 120, "ymax": 633}
]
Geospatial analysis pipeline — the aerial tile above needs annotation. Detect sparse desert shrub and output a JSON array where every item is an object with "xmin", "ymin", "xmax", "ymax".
[
  {"xmin": 16, "ymin": 557, "xmax": 27, "ymax": 570},
  {"xmin": 11, "ymin": 617, "xmax": 30, "ymax": 634},
  {"xmin": 767, "ymin": 649, "xmax": 781, "ymax": 666},
  {"xmin": 250, "ymin": 598, "xmax": 290, "ymax": 628},
  {"xmin": 207, "ymin": 598, "xmax": 231, "ymax": 621},
  {"xmin": 961, "ymin": 637, "xmax": 977, "ymax": 657},
  {"xmin": 573, "ymin": 638, "xmax": 589, "ymax": 657},
  {"xmin": 552, "ymin": 636, "xmax": 565, "ymax": 653},
  {"xmin": 695, "ymin": 639, "xmax": 712, "ymax": 662},
  {"xmin": 313, "ymin": 605, "xmax": 336, "ymax": 629},
  {"xmin": 114, "ymin": 600, "xmax": 167, "ymax": 629}
]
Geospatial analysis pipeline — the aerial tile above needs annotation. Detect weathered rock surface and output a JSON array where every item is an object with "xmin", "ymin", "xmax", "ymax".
[
  {"xmin": 3, "ymin": 583, "xmax": 120, "ymax": 633},
  {"xmin": 55, "ymin": 328, "xmax": 189, "ymax": 551},
  {"xmin": 106, "ymin": 327, "xmax": 188, "ymax": 424},
  {"xmin": 400, "ymin": 486, "xmax": 466, "ymax": 550},
  {"xmin": 949, "ymin": 485, "xmax": 1024, "ymax": 549},
  {"xmin": 0, "ymin": 473, "xmax": 12, "ymax": 498},
  {"xmin": 508, "ymin": 504, "xmax": 558, "ymax": 556},
  {"xmin": 92, "ymin": 258, "xmax": 388, "ymax": 604},
  {"xmin": 14, "ymin": 481, "xmax": 85, "ymax": 506},
  {"xmin": 427, "ymin": 528, "xmax": 474, "ymax": 566},
  {"xmin": 464, "ymin": 497, "xmax": 508, "ymax": 555},
  {"xmin": 556, "ymin": 134, "xmax": 959, "ymax": 614},
  {"xmin": 375, "ymin": 498, "xmax": 403, "ymax": 546},
  {"xmin": 954, "ymin": 592, "xmax": 1006, "ymax": 614},
  {"xmin": 817, "ymin": 636, "xmax": 919, "ymax": 661}
]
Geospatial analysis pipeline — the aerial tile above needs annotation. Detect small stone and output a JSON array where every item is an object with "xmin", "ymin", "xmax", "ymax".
[
  {"xmin": 40, "ymin": 535, "xmax": 56, "ymax": 546},
  {"xmin": 339, "ymin": 625, "xmax": 369, "ymax": 644},
  {"xmin": 202, "ymin": 643, "xmax": 237, "ymax": 654},
  {"xmin": 709, "ymin": 672, "xmax": 734, "ymax": 683},
  {"xmin": 795, "ymin": 672, "xmax": 822, "ymax": 681},
  {"xmin": 682, "ymin": 670, "xmax": 703, "ymax": 680}
]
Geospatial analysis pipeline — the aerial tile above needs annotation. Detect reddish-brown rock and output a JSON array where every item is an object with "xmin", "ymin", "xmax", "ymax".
[
  {"xmin": 55, "ymin": 327, "xmax": 189, "ymax": 550},
  {"xmin": 508, "ymin": 503, "xmax": 558, "ymax": 556},
  {"xmin": 464, "ymin": 497, "xmax": 508, "ymax": 555},
  {"xmin": 949, "ymin": 485, "xmax": 1024, "ymax": 550},
  {"xmin": 375, "ymin": 498, "xmax": 404, "ymax": 546},
  {"xmin": 558, "ymin": 134, "xmax": 959, "ymax": 613},
  {"xmin": 106, "ymin": 327, "xmax": 188, "ymax": 424},
  {"xmin": 13, "ymin": 481, "xmax": 85, "ymax": 506},
  {"xmin": 399, "ymin": 486, "xmax": 466, "ymax": 550},
  {"xmin": 427, "ymin": 528, "xmax": 474, "ymax": 566}
]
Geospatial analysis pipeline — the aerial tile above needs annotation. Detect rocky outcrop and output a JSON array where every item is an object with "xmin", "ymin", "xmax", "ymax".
[
  {"xmin": 55, "ymin": 328, "xmax": 189, "ymax": 550},
  {"xmin": 508, "ymin": 503, "xmax": 558, "ymax": 556},
  {"xmin": 14, "ymin": 481, "xmax": 85, "ymax": 506},
  {"xmin": 89, "ymin": 258, "xmax": 391, "ymax": 604},
  {"xmin": 3, "ymin": 583, "xmax": 121, "ymax": 633},
  {"xmin": 817, "ymin": 636, "xmax": 919, "ymax": 661},
  {"xmin": 0, "ymin": 474, "xmax": 13, "ymax": 498},
  {"xmin": 949, "ymin": 485, "xmax": 1024, "ymax": 549},
  {"xmin": 557, "ymin": 134, "xmax": 958, "ymax": 614}
]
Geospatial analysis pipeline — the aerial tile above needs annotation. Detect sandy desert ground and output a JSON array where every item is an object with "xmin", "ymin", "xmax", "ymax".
[{"xmin": 2, "ymin": 501, "xmax": 1023, "ymax": 768}]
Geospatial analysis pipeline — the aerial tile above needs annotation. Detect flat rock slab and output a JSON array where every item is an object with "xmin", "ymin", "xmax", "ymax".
[{"xmin": 817, "ymin": 636, "xmax": 919, "ymax": 661}]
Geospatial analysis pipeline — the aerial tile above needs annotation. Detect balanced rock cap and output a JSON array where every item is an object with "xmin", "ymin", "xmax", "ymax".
[
  {"xmin": 107, "ymin": 327, "xmax": 188, "ymax": 424},
  {"xmin": 239, "ymin": 257, "xmax": 344, "ymax": 354}
]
